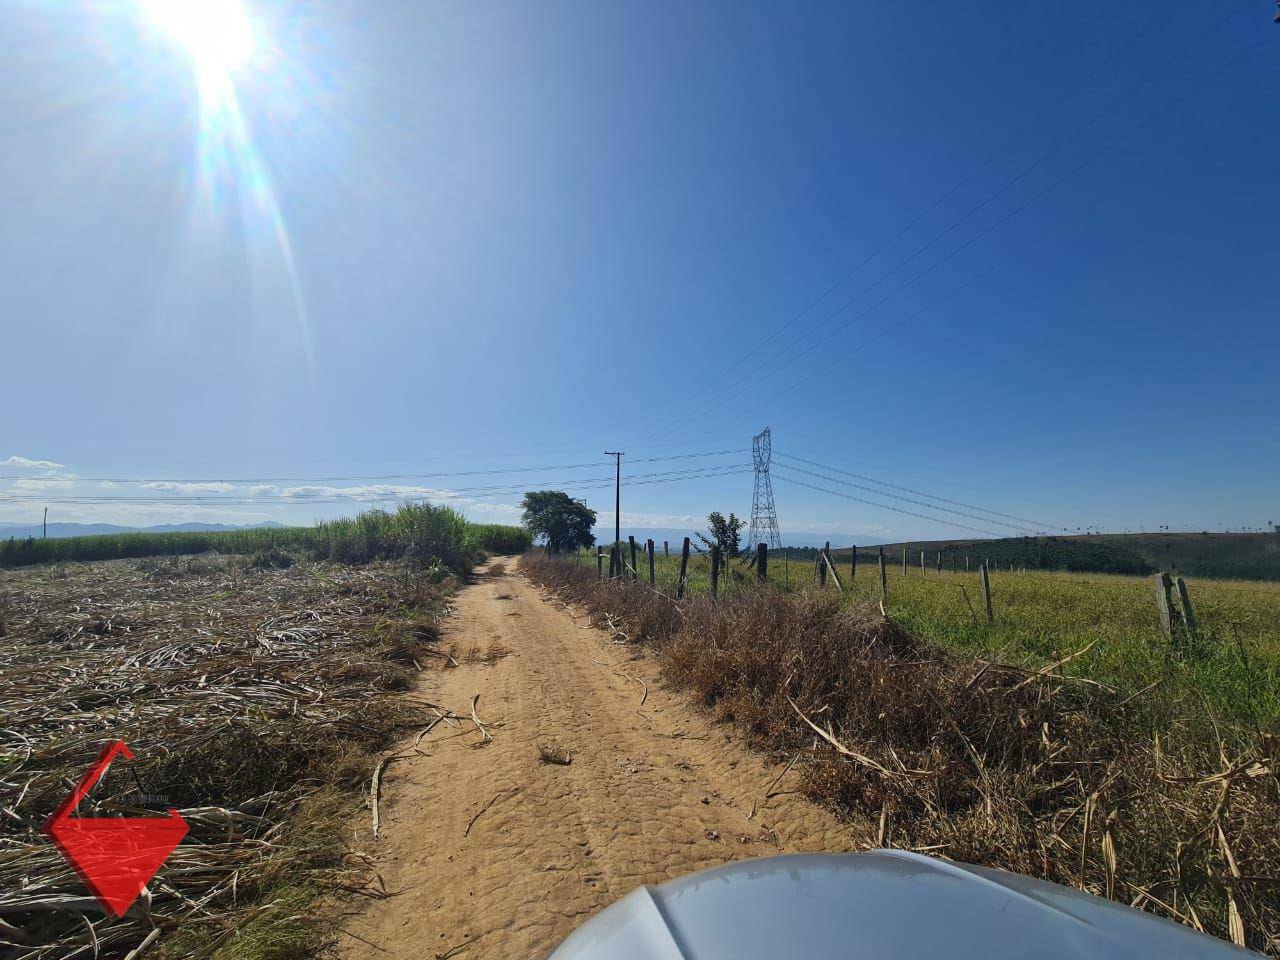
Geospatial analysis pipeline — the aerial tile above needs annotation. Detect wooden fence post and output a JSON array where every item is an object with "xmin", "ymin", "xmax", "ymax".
[
  {"xmin": 711, "ymin": 545, "xmax": 721, "ymax": 598},
  {"xmin": 664, "ymin": 540, "xmax": 669, "ymax": 558},
  {"xmin": 965, "ymin": 555, "xmax": 970, "ymax": 571},
  {"xmin": 1175, "ymin": 576, "xmax": 1197, "ymax": 644},
  {"xmin": 1154, "ymin": 572, "xmax": 1175, "ymax": 642},
  {"xmin": 597, "ymin": 547, "xmax": 603, "ymax": 580},
  {"xmin": 850, "ymin": 545, "xmax": 856, "ymax": 581},
  {"xmin": 936, "ymin": 552, "xmax": 942, "ymax": 573},
  {"xmin": 980, "ymin": 563, "xmax": 993, "ymax": 622},
  {"xmin": 821, "ymin": 546, "xmax": 842, "ymax": 591},
  {"xmin": 647, "ymin": 539, "xmax": 655, "ymax": 586},
  {"xmin": 878, "ymin": 547, "xmax": 887, "ymax": 604},
  {"xmin": 629, "ymin": 536, "xmax": 637, "ymax": 581},
  {"xmin": 920, "ymin": 550, "xmax": 926, "ymax": 573},
  {"xmin": 818, "ymin": 549, "xmax": 827, "ymax": 587},
  {"xmin": 757, "ymin": 543, "xmax": 768, "ymax": 583},
  {"xmin": 677, "ymin": 537, "xmax": 691, "ymax": 600},
  {"xmin": 902, "ymin": 545, "xmax": 908, "ymax": 576}
]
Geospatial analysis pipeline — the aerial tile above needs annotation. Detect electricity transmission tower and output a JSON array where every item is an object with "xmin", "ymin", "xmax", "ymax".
[{"xmin": 747, "ymin": 427, "xmax": 782, "ymax": 553}]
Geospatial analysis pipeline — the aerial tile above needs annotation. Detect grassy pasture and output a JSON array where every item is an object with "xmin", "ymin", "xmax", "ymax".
[{"xmin": 577, "ymin": 545, "xmax": 1280, "ymax": 729}]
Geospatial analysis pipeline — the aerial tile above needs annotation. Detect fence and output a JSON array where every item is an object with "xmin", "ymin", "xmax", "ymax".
[{"xmin": 557, "ymin": 538, "xmax": 1280, "ymax": 727}]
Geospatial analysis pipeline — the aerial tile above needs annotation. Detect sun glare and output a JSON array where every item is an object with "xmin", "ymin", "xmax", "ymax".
[
  {"xmin": 141, "ymin": 0, "xmax": 255, "ymax": 80},
  {"xmin": 135, "ymin": 0, "xmax": 315, "ymax": 378}
]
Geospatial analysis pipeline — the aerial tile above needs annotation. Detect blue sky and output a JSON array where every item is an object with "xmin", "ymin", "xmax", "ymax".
[{"xmin": 2, "ymin": 0, "xmax": 1277, "ymax": 543}]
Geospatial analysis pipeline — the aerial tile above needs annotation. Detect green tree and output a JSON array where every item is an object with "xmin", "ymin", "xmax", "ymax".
[
  {"xmin": 696, "ymin": 511, "xmax": 745, "ymax": 558},
  {"xmin": 521, "ymin": 491, "xmax": 597, "ymax": 553}
]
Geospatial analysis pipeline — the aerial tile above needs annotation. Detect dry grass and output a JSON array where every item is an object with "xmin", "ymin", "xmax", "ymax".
[
  {"xmin": 524, "ymin": 552, "xmax": 1280, "ymax": 955},
  {"xmin": 0, "ymin": 555, "xmax": 454, "ymax": 959},
  {"xmin": 575, "ymin": 548, "xmax": 1280, "ymax": 727}
]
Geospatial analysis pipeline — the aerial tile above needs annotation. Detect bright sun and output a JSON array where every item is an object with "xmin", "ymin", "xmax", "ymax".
[{"xmin": 140, "ymin": 0, "xmax": 255, "ymax": 79}]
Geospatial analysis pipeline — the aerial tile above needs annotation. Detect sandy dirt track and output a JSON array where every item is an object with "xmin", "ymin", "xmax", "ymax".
[{"xmin": 338, "ymin": 557, "xmax": 852, "ymax": 960}]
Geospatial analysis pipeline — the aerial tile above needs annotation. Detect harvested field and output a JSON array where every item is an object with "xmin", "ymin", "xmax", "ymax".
[
  {"xmin": 524, "ymin": 552, "xmax": 1280, "ymax": 955},
  {"xmin": 0, "ymin": 554, "xmax": 454, "ymax": 959}
]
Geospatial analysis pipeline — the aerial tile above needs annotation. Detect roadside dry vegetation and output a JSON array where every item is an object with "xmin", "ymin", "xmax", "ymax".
[
  {"xmin": 606, "ymin": 548, "xmax": 1280, "ymax": 728},
  {"xmin": 0, "ymin": 552, "xmax": 457, "ymax": 959},
  {"xmin": 524, "ymin": 552, "xmax": 1280, "ymax": 954}
]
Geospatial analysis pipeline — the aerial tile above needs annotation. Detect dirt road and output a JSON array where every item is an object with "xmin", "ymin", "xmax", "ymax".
[{"xmin": 339, "ymin": 558, "xmax": 851, "ymax": 959}]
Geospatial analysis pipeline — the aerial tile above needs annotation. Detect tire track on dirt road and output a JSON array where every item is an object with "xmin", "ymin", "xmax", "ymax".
[{"xmin": 338, "ymin": 557, "xmax": 852, "ymax": 959}]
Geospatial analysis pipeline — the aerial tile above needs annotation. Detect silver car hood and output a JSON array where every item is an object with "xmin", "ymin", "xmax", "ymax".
[{"xmin": 548, "ymin": 851, "xmax": 1251, "ymax": 959}]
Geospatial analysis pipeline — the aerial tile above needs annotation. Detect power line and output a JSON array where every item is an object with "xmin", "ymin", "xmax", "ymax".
[
  {"xmin": 629, "ymin": 0, "xmax": 1193, "ymax": 447},
  {"xmin": 660, "ymin": 30, "xmax": 1269, "ymax": 447},
  {"xmin": 772, "ymin": 472, "xmax": 1006, "ymax": 537},
  {"xmin": 0, "ymin": 448, "xmax": 749, "ymax": 485},
  {"xmin": 775, "ymin": 453, "xmax": 1065, "ymax": 532},
  {"xmin": 646, "ymin": 10, "xmax": 1259, "ymax": 447},
  {"xmin": 0, "ymin": 464, "xmax": 754, "ymax": 506},
  {"xmin": 772, "ymin": 462, "xmax": 1045, "ymax": 535}
]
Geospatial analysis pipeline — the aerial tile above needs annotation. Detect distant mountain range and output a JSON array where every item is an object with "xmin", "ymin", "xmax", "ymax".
[{"xmin": 0, "ymin": 521, "xmax": 287, "ymax": 540}]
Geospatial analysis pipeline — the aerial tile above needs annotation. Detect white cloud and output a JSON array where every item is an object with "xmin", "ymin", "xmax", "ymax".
[
  {"xmin": 141, "ymin": 481, "xmax": 237, "ymax": 494},
  {"xmin": 461, "ymin": 500, "xmax": 522, "ymax": 519},
  {"xmin": 2, "ymin": 455, "xmax": 66, "ymax": 469},
  {"xmin": 596, "ymin": 510, "xmax": 702, "ymax": 529},
  {"xmin": 281, "ymin": 484, "xmax": 338, "ymax": 499},
  {"xmin": 8, "ymin": 477, "xmax": 76, "ymax": 493},
  {"xmin": 282, "ymin": 483, "xmax": 448, "ymax": 499},
  {"xmin": 277, "ymin": 484, "xmax": 524, "ymax": 519},
  {"xmin": 0, "ymin": 479, "xmax": 524, "ymax": 533}
]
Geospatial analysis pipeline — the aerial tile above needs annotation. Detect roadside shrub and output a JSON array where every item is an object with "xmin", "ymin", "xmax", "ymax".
[{"xmin": 310, "ymin": 503, "xmax": 467, "ymax": 569}]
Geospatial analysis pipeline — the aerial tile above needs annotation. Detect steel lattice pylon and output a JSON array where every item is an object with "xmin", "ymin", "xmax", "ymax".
[{"xmin": 747, "ymin": 427, "xmax": 782, "ymax": 553}]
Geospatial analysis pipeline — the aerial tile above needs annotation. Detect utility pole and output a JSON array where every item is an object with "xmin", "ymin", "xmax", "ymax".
[
  {"xmin": 43, "ymin": 507, "xmax": 48, "ymax": 539},
  {"xmin": 605, "ymin": 450, "xmax": 623, "ymax": 577}
]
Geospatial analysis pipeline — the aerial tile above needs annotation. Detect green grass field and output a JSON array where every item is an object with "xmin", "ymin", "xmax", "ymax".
[{"xmin": 576, "ymin": 544, "xmax": 1280, "ymax": 730}]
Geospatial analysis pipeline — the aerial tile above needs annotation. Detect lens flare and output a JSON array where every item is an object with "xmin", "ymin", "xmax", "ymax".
[{"xmin": 139, "ymin": 0, "xmax": 314, "ymax": 376}]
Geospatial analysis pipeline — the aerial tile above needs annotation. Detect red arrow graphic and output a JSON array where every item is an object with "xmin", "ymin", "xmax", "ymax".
[{"xmin": 44, "ymin": 741, "xmax": 189, "ymax": 917}]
